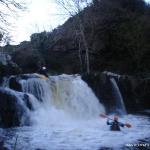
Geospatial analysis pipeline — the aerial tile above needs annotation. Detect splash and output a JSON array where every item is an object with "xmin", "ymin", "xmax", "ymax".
[{"xmin": 18, "ymin": 74, "xmax": 105, "ymax": 125}]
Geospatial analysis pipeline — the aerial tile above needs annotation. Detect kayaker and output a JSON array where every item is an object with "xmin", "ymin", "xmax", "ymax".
[
  {"xmin": 107, "ymin": 116, "xmax": 124, "ymax": 131},
  {"xmin": 38, "ymin": 66, "xmax": 49, "ymax": 77}
]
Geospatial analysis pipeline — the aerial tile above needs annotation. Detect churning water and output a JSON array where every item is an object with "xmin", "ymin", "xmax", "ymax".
[
  {"xmin": 1, "ymin": 115, "xmax": 150, "ymax": 150},
  {"xmin": 0, "ymin": 74, "xmax": 150, "ymax": 150}
]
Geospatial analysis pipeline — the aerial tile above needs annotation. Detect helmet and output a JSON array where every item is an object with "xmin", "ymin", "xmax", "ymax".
[
  {"xmin": 114, "ymin": 116, "xmax": 119, "ymax": 121},
  {"xmin": 42, "ymin": 66, "xmax": 46, "ymax": 70}
]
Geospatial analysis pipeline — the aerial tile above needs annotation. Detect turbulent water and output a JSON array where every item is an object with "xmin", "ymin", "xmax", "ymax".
[
  {"xmin": 0, "ymin": 74, "xmax": 150, "ymax": 150},
  {"xmin": 19, "ymin": 74, "xmax": 105, "ymax": 121},
  {"xmin": 1, "ymin": 115, "xmax": 150, "ymax": 150}
]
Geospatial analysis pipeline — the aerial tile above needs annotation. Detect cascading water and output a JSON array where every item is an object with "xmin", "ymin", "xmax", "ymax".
[
  {"xmin": 0, "ymin": 74, "xmax": 150, "ymax": 150},
  {"xmin": 19, "ymin": 75, "xmax": 105, "ymax": 125},
  {"xmin": 50, "ymin": 75, "xmax": 105, "ymax": 118},
  {"xmin": 110, "ymin": 78, "xmax": 126, "ymax": 115},
  {"xmin": 20, "ymin": 78, "xmax": 53, "ymax": 104}
]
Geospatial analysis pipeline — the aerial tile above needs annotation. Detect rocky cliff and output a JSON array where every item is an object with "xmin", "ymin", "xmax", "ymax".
[
  {"xmin": 1, "ymin": 0, "xmax": 150, "ymax": 77},
  {"xmin": 82, "ymin": 72, "xmax": 150, "ymax": 113}
]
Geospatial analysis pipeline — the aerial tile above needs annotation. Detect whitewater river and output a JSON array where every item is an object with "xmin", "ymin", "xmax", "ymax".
[
  {"xmin": 0, "ymin": 74, "xmax": 150, "ymax": 150},
  {"xmin": 1, "ymin": 114, "xmax": 150, "ymax": 150}
]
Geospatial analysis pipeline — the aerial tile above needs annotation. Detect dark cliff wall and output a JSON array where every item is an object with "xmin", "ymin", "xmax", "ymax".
[
  {"xmin": 82, "ymin": 72, "xmax": 150, "ymax": 114},
  {"xmin": 118, "ymin": 76, "xmax": 150, "ymax": 112},
  {"xmin": 0, "ymin": 53, "xmax": 22, "ymax": 85}
]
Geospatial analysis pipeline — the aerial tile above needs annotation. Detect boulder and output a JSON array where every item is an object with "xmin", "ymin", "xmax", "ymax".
[
  {"xmin": 9, "ymin": 76, "xmax": 22, "ymax": 92},
  {"xmin": 0, "ymin": 88, "xmax": 30, "ymax": 128},
  {"xmin": 5, "ymin": 74, "xmax": 43, "ymax": 92},
  {"xmin": 0, "ymin": 53, "xmax": 22, "ymax": 78}
]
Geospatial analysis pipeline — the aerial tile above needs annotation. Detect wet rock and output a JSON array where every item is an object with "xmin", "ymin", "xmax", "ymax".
[
  {"xmin": 82, "ymin": 72, "xmax": 150, "ymax": 114},
  {"xmin": 118, "ymin": 77, "xmax": 150, "ymax": 113},
  {"xmin": 0, "ymin": 53, "xmax": 22, "ymax": 78},
  {"xmin": 0, "ymin": 88, "xmax": 30, "ymax": 128},
  {"xmin": 23, "ymin": 94, "xmax": 34, "ymax": 110},
  {"xmin": 9, "ymin": 77, "xmax": 22, "ymax": 92},
  {"xmin": 82, "ymin": 72, "xmax": 123, "ymax": 114},
  {"xmin": 7, "ymin": 74, "xmax": 43, "ymax": 92}
]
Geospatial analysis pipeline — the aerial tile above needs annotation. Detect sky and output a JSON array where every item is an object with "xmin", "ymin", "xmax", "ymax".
[
  {"xmin": 10, "ymin": 0, "xmax": 69, "ymax": 44},
  {"xmin": 5, "ymin": 0, "xmax": 150, "ymax": 44}
]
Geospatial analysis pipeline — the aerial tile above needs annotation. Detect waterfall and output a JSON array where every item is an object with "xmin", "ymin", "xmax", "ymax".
[
  {"xmin": 13, "ymin": 74, "xmax": 105, "ymax": 125},
  {"xmin": 49, "ymin": 75, "xmax": 105, "ymax": 118},
  {"xmin": 110, "ymin": 78, "xmax": 126, "ymax": 115},
  {"xmin": 20, "ymin": 78, "xmax": 53, "ymax": 104}
]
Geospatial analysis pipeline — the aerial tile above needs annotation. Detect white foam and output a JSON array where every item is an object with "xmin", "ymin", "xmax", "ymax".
[
  {"xmin": 19, "ymin": 75, "xmax": 105, "ymax": 124},
  {"xmin": 1, "ymin": 74, "xmax": 149, "ymax": 149},
  {"xmin": 2, "ymin": 115, "xmax": 150, "ymax": 150}
]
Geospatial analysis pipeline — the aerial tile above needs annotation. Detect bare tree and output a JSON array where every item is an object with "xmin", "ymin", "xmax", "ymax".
[
  {"xmin": 54, "ymin": 0, "xmax": 91, "ymax": 74},
  {"xmin": 0, "ymin": 0, "xmax": 26, "ymax": 44}
]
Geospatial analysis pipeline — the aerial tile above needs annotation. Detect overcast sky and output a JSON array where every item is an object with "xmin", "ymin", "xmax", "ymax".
[
  {"xmin": 9, "ymin": 0, "xmax": 150, "ymax": 44},
  {"xmin": 10, "ymin": 0, "xmax": 69, "ymax": 44}
]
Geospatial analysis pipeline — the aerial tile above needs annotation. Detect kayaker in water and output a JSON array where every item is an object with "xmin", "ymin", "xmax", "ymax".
[{"xmin": 107, "ymin": 116, "xmax": 124, "ymax": 131}]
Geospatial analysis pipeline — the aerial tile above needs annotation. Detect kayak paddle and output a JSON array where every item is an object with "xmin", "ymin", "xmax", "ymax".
[{"xmin": 99, "ymin": 113, "xmax": 132, "ymax": 128}]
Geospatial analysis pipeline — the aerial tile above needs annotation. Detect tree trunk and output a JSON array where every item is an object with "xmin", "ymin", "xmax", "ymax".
[{"xmin": 80, "ymin": 23, "xmax": 90, "ymax": 74}]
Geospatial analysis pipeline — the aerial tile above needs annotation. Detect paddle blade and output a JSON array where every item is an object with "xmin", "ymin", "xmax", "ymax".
[
  {"xmin": 99, "ymin": 114, "xmax": 107, "ymax": 118},
  {"xmin": 125, "ymin": 123, "xmax": 132, "ymax": 128}
]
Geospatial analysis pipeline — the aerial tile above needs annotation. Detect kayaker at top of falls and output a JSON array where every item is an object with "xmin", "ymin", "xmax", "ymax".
[
  {"xmin": 107, "ymin": 116, "xmax": 124, "ymax": 131},
  {"xmin": 38, "ymin": 66, "xmax": 49, "ymax": 78}
]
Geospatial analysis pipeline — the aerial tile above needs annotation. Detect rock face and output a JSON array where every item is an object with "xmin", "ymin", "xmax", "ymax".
[
  {"xmin": 118, "ymin": 76, "xmax": 150, "ymax": 113},
  {"xmin": 0, "ymin": 88, "xmax": 30, "ymax": 128},
  {"xmin": 0, "ymin": 53, "xmax": 22, "ymax": 82},
  {"xmin": 9, "ymin": 76, "xmax": 22, "ymax": 92},
  {"xmin": 82, "ymin": 72, "xmax": 150, "ymax": 114},
  {"xmin": 0, "ymin": 74, "xmax": 44, "ymax": 128},
  {"xmin": 82, "ymin": 72, "xmax": 125, "ymax": 114}
]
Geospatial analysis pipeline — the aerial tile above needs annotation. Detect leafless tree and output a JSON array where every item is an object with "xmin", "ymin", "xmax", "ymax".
[
  {"xmin": 54, "ymin": 0, "xmax": 91, "ymax": 74},
  {"xmin": 0, "ymin": 0, "xmax": 26, "ymax": 44}
]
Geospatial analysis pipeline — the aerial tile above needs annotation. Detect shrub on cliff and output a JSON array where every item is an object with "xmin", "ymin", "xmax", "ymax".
[
  {"xmin": 27, "ymin": 0, "xmax": 150, "ymax": 75},
  {"xmin": 12, "ymin": 48, "xmax": 44, "ymax": 73},
  {"xmin": 2, "ymin": 0, "xmax": 150, "ymax": 75}
]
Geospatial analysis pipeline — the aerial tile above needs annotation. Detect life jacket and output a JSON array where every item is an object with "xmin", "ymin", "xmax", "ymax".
[{"xmin": 110, "ymin": 121, "xmax": 121, "ymax": 131}]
